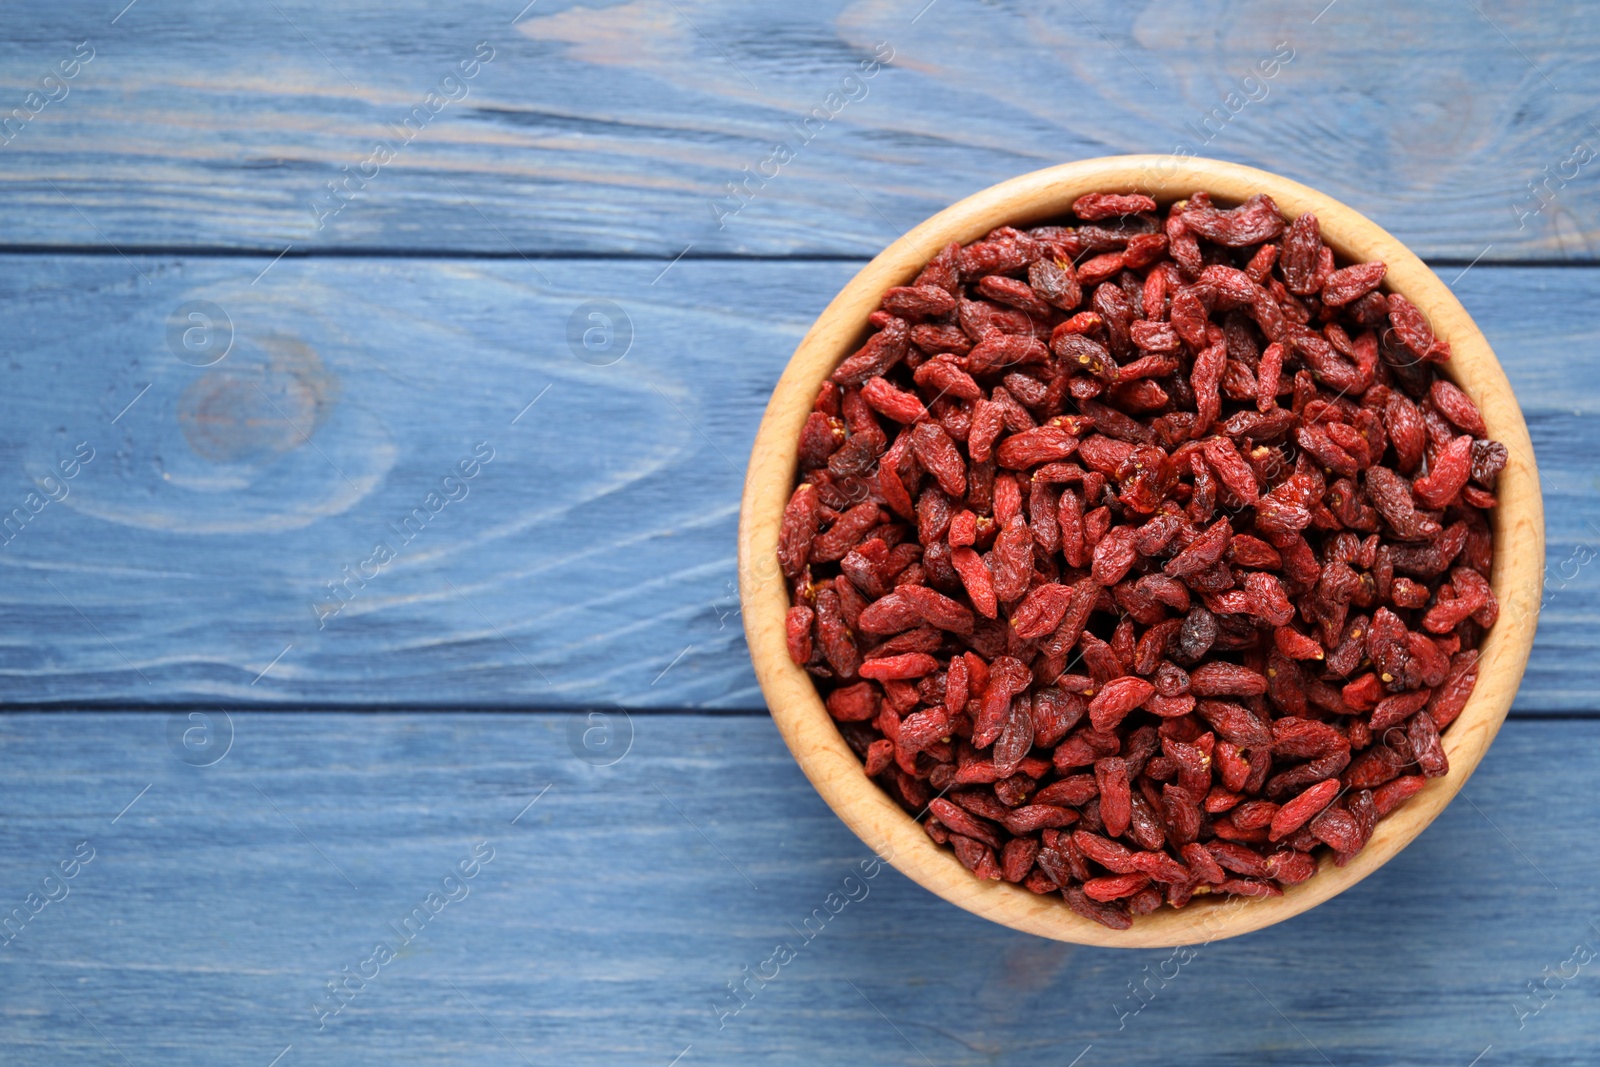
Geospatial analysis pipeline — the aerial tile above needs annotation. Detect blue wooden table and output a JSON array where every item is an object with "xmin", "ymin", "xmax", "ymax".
[{"xmin": 1, "ymin": 2, "xmax": 1597, "ymax": 1064}]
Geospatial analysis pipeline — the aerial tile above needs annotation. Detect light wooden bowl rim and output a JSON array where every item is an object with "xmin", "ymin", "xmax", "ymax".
[{"xmin": 738, "ymin": 155, "xmax": 1544, "ymax": 947}]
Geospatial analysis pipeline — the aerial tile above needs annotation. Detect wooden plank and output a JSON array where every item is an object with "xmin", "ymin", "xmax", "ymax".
[
  {"xmin": 0, "ymin": 0, "xmax": 1596, "ymax": 258},
  {"xmin": 0, "ymin": 256, "xmax": 1593, "ymax": 711},
  {"xmin": 0, "ymin": 712, "xmax": 1595, "ymax": 1065}
]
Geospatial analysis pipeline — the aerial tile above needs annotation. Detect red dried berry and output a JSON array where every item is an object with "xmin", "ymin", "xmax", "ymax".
[
  {"xmin": 860, "ymin": 376, "xmax": 928, "ymax": 423},
  {"xmin": 949, "ymin": 546, "xmax": 999, "ymax": 619},
  {"xmin": 1088, "ymin": 676, "xmax": 1157, "ymax": 732},
  {"xmin": 1321, "ymin": 261, "xmax": 1387, "ymax": 307},
  {"xmin": 1373, "ymin": 775, "xmax": 1426, "ymax": 817},
  {"xmin": 785, "ymin": 604, "xmax": 814, "ymax": 665},
  {"xmin": 859, "ymin": 653, "xmax": 938, "ymax": 681},
  {"xmin": 1412, "ymin": 434, "xmax": 1473, "ymax": 510},
  {"xmin": 1269, "ymin": 779, "xmax": 1340, "ymax": 841},
  {"xmin": 1072, "ymin": 193, "xmax": 1158, "ymax": 221}
]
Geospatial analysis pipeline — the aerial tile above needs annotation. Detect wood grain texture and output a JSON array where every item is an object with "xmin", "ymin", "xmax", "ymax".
[
  {"xmin": 0, "ymin": 712, "xmax": 1595, "ymax": 1065},
  {"xmin": 740, "ymin": 156, "xmax": 1541, "ymax": 945},
  {"xmin": 0, "ymin": 255, "xmax": 1593, "ymax": 710},
  {"xmin": 0, "ymin": 6, "xmax": 1590, "ymax": 1063},
  {"xmin": 1, "ymin": 0, "xmax": 1597, "ymax": 258}
]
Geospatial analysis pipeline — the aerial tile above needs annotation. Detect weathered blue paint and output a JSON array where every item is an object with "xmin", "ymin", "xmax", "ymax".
[
  {"xmin": 0, "ymin": 713, "xmax": 1595, "ymax": 1066},
  {"xmin": 0, "ymin": 2, "xmax": 1597, "ymax": 1063},
  {"xmin": 0, "ymin": 259, "xmax": 1589, "ymax": 709},
  {"xmin": 0, "ymin": 2, "xmax": 1593, "ymax": 259}
]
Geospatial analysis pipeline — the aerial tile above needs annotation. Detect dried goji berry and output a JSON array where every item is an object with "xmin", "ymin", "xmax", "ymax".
[
  {"xmin": 785, "ymin": 604, "xmax": 814, "ymax": 665},
  {"xmin": 1321, "ymin": 261, "xmax": 1387, "ymax": 307},
  {"xmin": 861, "ymin": 376, "xmax": 928, "ymax": 423},
  {"xmin": 859, "ymin": 652, "xmax": 939, "ymax": 681},
  {"xmin": 1372, "ymin": 774, "xmax": 1426, "ymax": 817},
  {"xmin": 1269, "ymin": 778, "xmax": 1340, "ymax": 841},
  {"xmin": 1412, "ymin": 434, "xmax": 1473, "ymax": 510},
  {"xmin": 1073, "ymin": 193, "xmax": 1158, "ymax": 221},
  {"xmin": 778, "ymin": 483, "xmax": 821, "ymax": 578}
]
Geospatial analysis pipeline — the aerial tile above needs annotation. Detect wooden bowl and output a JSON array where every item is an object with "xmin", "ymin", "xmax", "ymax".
[{"xmin": 738, "ymin": 155, "xmax": 1544, "ymax": 947}]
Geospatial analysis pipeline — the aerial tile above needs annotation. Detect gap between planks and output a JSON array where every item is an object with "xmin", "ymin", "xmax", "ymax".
[
  {"xmin": 0, "ymin": 705, "xmax": 1593, "ymax": 718},
  {"xmin": 0, "ymin": 247, "xmax": 1581, "ymax": 718},
  {"xmin": 0, "ymin": 245, "xmax": 1594, "ymax": 269}
]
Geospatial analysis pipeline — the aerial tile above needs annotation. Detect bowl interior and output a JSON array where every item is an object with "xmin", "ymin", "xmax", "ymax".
[{"xmin": 738, "ymin": 155, "xmax": 1544, "ymax": 947}]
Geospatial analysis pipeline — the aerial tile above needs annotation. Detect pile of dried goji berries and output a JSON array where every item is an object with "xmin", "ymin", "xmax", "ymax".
[{"xmin": 779, "ymin": 190, "xmax": 1506, "ymax": 928}]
